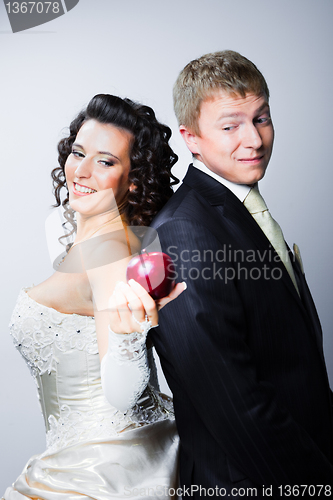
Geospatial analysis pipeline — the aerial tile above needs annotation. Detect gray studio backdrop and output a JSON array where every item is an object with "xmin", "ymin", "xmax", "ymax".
[{"xmin": 1, "ymin": 0, "xmax": 332, "ymax": 490}]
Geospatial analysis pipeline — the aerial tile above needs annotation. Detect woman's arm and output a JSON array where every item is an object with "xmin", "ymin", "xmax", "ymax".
[
  {"xmin": 85, "ymin": 231, "xmax": 184, "ymax": 411},
  {"xmin": 100, "ymin": 282, "xmax": 155, "ymax": 411},
  {"xmin": 100, "ymin": 279, "xmax": 185, "ymax": 411}
]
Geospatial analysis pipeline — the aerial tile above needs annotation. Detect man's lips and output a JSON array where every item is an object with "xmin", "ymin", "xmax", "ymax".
[
  {"xmin": 237, "ymin": 155, "xmax": 265, "ymax": 163},
  {"xmin": 72, "ymin": 182, "xmax": 97, "ymax": 196}
]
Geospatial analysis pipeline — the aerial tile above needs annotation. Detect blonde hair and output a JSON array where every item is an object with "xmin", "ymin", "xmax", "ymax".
[{"xmin": 173, "ymin": 50, "xmax": 270, "ymax": 135}]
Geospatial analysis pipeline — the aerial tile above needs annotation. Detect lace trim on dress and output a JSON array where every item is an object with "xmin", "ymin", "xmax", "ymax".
[
  {"xmin": 9, "ymin": 288, "xmax": 97, "ymax": 379},
  {"xmin": 9, "ymin": 288, "xmax": 175, "ymax": 454},
  {"xmin": 43, "ymin": 404, "xmax": 125, "ymax": 456},
  {"xmin": 43, "ymin": 386, "xmax": 174, "ymax": 454},
  {"xmin": 107, "ymin": 328, "xmax": 149, "ymax": 363}
]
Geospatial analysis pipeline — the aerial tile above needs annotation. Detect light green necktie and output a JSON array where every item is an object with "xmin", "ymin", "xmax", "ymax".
[{"xmin": 244, "ymin": 186, "xmax": 299, "ymax": 294}]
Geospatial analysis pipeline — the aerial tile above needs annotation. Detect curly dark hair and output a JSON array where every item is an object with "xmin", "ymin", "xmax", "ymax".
[{"xmin": 51, "ymin": 94, "xmax": 179, "ymax": 227}]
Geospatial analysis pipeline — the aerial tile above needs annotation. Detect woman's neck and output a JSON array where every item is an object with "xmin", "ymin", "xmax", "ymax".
[{"xmin": 74, "ymin": 209, "xmax": 124, "ymax": 245}]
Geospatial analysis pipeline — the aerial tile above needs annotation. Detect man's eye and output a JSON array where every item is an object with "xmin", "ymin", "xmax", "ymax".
[
  {"xmin": 256, "ymin": 116, "xmax": 270, "ymax": 124},
  {"xmin": 222, "ymin": 126, "xmax": 235, "ymax": 131}
]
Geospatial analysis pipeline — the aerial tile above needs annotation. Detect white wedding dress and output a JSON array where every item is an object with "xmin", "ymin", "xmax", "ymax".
[{"xmin": 4, "ymin": 288, "xmax": 179, "ymax": 499}]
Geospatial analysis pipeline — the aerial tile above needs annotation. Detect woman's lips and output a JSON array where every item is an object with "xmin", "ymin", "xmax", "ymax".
[{"xmin": 72, "ymin": 182, "xmax": 97, "ymax": 196}]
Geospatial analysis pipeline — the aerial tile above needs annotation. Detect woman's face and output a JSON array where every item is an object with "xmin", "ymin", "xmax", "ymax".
[{"xmin": 65, "ymin": 119, "xmax": 133, "ymax": 217}]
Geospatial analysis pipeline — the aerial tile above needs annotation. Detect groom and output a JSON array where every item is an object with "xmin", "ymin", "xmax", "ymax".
[{"xmin": 149, "ymin": 51, "xmax": 333, "ymax": 497}]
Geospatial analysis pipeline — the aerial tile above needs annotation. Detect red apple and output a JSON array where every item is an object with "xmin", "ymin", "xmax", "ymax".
[{"xmin": 126, "ymin": 250, "xmax": 176, "ymax": 300}]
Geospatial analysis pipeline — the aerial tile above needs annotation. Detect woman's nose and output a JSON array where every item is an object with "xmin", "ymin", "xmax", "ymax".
[{"xmin": 74, "ymin": 157, "xmax": 92, "ymax": 178}]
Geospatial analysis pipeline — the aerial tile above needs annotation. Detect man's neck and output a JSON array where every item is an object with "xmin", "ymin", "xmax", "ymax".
[{"xmin": 192, "ymin": 158, "xmax": 251, "ymax": 203}]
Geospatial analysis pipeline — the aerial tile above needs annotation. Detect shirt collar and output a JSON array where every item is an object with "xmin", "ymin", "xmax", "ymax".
[{"xmin": 192, "ymin": 158, "xmax": 251, "ymax": 203}]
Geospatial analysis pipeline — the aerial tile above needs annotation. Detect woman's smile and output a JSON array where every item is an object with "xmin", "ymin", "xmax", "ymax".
[
  {"xmin": 65, "ymin": 119, "xmax": 133, "ymax": 216},
  {"xmin": 73, "ymin": 182, "xmax": 97, "ymax": 195}
]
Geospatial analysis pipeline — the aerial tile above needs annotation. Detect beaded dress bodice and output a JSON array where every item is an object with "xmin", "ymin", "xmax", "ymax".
[{"xmin": 9, "ymin": 288, "xmax": 174, "ymax": 456}]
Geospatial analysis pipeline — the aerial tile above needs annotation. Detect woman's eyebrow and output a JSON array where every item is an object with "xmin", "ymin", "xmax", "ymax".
[
  {"xmin": 72, "ymin": 143, "xmax": 120, "ymax": 161},
  {"xmin": 98, "ymin": 151, "xmax": 120, "ymax": 161}
]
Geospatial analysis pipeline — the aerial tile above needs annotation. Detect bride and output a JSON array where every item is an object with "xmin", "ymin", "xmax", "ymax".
[{"xmin": 4, "ymin": 94, "xmax": 185, "ymax": 499}]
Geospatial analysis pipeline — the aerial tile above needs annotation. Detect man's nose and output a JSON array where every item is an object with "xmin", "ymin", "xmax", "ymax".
[{"xmin": 242, "ymin": 124, "xmax": 263, "ymax": 149}]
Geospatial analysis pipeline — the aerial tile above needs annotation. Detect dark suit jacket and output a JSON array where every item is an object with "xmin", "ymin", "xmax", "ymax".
[{"xmin": 149, "ymin": 165, "xmax": 333, "ymax": 497}]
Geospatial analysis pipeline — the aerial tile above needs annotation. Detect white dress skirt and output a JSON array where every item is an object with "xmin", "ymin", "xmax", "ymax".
[{"xmin": 4, "ymin": 289, "xmax": 179, "ymax": 500}]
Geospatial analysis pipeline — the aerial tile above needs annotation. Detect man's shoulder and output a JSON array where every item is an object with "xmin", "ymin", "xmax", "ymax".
[
  {"xmin": 151, "ymin": 181, "xmax": 192, "ymax": 228},
  {"xmin": 151, "ymin": 164, "xmax": 227, "ymax": 230}
]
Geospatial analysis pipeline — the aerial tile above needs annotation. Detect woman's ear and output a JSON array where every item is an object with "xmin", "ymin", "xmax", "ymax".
[
  {"xmin": 129, "ymin": 183, "xmax": 135, "ymax": 192},
  {"xmin": 179, "ymin": 125, "xmax": 200, "ymax": 156}
]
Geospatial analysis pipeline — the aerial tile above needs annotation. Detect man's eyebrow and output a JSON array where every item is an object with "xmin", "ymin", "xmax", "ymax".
[
  {"xmin": 256, "ymin": 102, "xmax": 270, "ymax": 114},
  {"xmin": 216, "ymin": 112, "xmax": 242, "ymax": 121},
  {"xmin": 216, "ymin": 103, "xmax": 270, "ymax": 121},
  {"xmin": 72, "ymin": 143, "xmax": 120, "ymax": 161}
]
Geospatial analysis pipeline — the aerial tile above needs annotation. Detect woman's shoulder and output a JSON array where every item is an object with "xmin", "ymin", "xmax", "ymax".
[
  {"xmin": 26, "ymin": 274, "xmax": 66, "ymax": 308},
  {"xmin": 26, "ymin": 273, "xmax": 94, "ymax": 317},
  {"xmin": 77, "ymin": 227, "xmax": 140, "ymax": 271}
]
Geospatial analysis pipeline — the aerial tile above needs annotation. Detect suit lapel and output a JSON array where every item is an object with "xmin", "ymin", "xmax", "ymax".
[
  {"xmin": 183, "ymin": 166, "xmax": 301, "ymax": 302},
  {"xmin": 183, "ymin": 165, "xmax": 316, "ymax": 324},
  {"xmin": 182, "ymin": 165, "xmax": 328, "ymax": 391},
  {"xmin": 291, "ymin": 250, "xmax": 325, "ymax": 358}
]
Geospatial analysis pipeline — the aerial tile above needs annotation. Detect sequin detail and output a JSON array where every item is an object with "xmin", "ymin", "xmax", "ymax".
[
  {"xmin": 9, "ymin": 288, "xmax": 97, "ymax": 379},
  {"xmin": 9, "ymin": 288, "xmax": 174, "ymax": 453}
]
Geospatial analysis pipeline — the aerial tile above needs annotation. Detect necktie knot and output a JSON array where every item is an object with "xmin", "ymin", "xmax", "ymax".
[{"xmin": 243, "ymin": 185, "xmax": 268, "ymax": 214}]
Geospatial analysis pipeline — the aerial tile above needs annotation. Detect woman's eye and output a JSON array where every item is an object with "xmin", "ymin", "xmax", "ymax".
[
  {"xmin": 100, "ymin": 160, "xmax": 114, "ymax": 167},
  {"xmin": 222, "ymin": 126, "xmax": 235, "ymax": 131},
  {"xmin": 71, "ymin": 150, "xmax": 84, "ymax": 158}
]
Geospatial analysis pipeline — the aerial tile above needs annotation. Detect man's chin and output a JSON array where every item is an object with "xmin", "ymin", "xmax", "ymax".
[{"xmin": 246, "ymin": 167, "xmax": 268, "ymax": 185}]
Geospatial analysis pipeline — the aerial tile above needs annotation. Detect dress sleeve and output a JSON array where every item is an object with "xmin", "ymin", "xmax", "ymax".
[{"xmin": 100, "ymin": 328, "xmax": 151, "ymax": 411}]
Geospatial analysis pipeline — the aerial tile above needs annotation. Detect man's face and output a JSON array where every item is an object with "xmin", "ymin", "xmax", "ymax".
[{"xmin": 180, "ymin": 92, "xmax": 274, "ymax": 185}]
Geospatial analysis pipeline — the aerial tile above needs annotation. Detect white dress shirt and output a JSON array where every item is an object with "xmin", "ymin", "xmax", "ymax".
[{"xmin": 192, "ymin": 158, "xmax": 251, "ymax": 202}]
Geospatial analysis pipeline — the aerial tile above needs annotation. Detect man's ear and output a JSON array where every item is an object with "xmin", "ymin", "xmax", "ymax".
[{"xmin": 179, "ymin": 125, "xmax": 200, "ymax": 156}]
